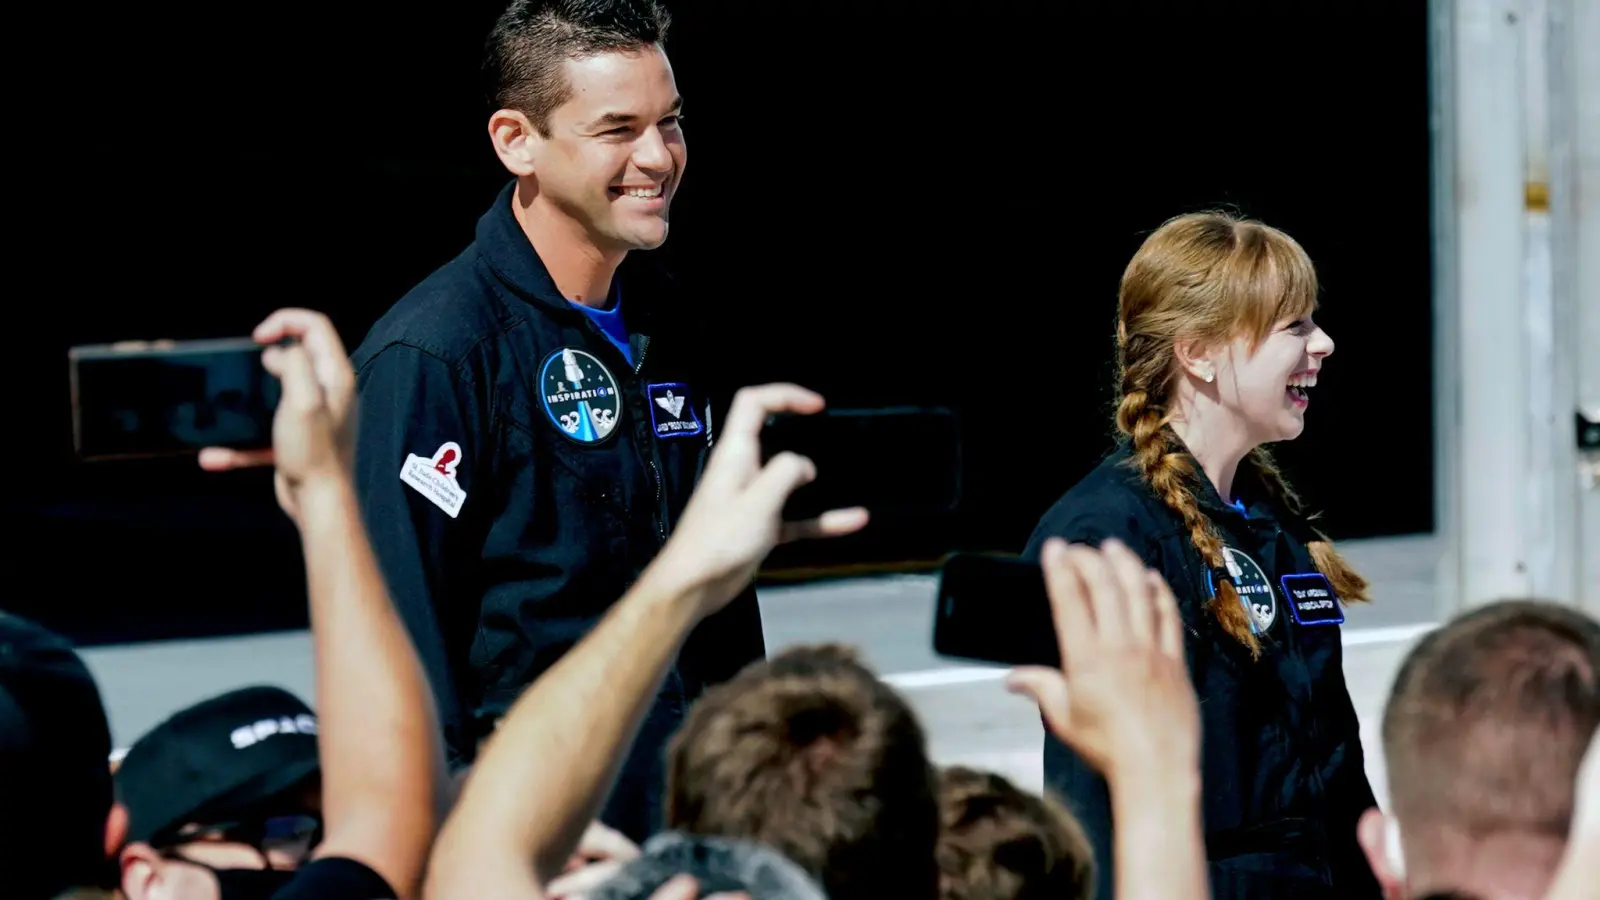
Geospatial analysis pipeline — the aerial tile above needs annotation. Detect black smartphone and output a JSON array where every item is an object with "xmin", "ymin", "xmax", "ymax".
[
  {"xmin": 69, "ymin": 337, "xmax": 281, "ymax": 461},
  {"xmin": 759, "ymin": 407, "xmax": 961, "ymax": 521},
  {"xmin": 932, "ymin": 552, "xmax": 1059, "ymax": 668}
]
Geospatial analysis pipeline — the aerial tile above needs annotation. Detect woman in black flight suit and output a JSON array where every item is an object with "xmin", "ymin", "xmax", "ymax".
[{"xmin": 1024, "ymin": 212, "xmax": 1383, "ymax": 900}]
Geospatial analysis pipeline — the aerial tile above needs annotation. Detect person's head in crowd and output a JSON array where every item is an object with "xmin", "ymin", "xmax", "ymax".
[
  {"xmin": 483, "ymin": 0, "xmax": 684, "ymax": 257},
  {"xmin": 1114, "ymin": 210, "xmax": 1367, "ymax": 656},
  {"xmin": 116, "ymin": 686, "xmax": 323, "ymax": 900},
  {"xmin": 666, "ymin": 643, "xmax": 941, "ymax": 900},
  {"xmin": 0, "ymin": 614, "xmax": 126, "ymax": 900},
  {"xmin": 1358, "ymin": 600, "xmax": 1600, "ymax": 900},
  {"xmin": 935, "ymin": 766, "xmax": 1095, "ymax": 900},
  {"xmin": 586, "ymin": 832, "xmax": 828, "ymax": 900}
]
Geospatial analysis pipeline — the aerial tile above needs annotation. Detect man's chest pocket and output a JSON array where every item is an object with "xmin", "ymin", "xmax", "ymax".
[
  {"xmin": 503, "ymin": 398, "xmax": 636, "ymax": 536},
  {"xmin": 523, "ymin": 344, "xmax": 639, "ymax": 511},
  {"xmin": 642, "ymin": 380, "xmax": 710, "ymax": 505},
  {"xmin": 644, "ymin": 381, "xmax": 707, "ymax": 443}
]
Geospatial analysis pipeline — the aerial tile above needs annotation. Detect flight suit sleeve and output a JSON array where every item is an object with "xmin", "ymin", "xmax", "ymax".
[
  {"xmin": 1319, "ymin": 635, "xmax": 1385, "ymax": 898},
  {"xmin": 1021, "ymin": 514, "xmax": 1147, "ymax": 900},
  {"xmin": 679, "ymin": 382, "xmax": 766, "ymax": 690},
  {"xmin": 681, "ymin": 582, "xmax": 766, "ymax": 688},
  {"xmin": 352, "ymin": 343, "xmax": 487, "ymax": 770}
]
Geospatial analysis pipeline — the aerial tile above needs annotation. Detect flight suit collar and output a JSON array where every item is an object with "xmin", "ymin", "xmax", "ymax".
[
  {"xmin": 473, "ymin": 180, "xmax": 680, "ymax": 339},
  {"xmin": 475, "ymin": 180, "xmax": 574, "ymax": 318},
  {"xmin": 1106, "ymin": 438, "xmax": 1276, "ymax": 529}
]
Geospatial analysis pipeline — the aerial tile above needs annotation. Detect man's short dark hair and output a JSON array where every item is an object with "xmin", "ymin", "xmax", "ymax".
[
  {"xmin": 483, "ymin": 0, "xmax": 672, "ymax": 136},
  {"xmin": 1383, "ymin": 599, "xmax": 1600, "ymax": 837}
]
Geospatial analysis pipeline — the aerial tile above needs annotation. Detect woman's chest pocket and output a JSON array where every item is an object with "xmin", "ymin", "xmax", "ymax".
[{"xmin": 1279, "ymin": 571, "xmax": 1345, "ymax": 668}]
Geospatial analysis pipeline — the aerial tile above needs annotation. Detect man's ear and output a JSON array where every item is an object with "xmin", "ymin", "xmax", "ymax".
[
  {"xmin": 118, "ymin": 841, "xmax": 164, "ymax": 900},
  {"xmin": 487, "ymin": 108, "xmax": 543, "ymax": 177},
  {"xmin": 104, "ymin": 802, "xmax": 129, "ymax": 858},
  {"xmin": 1357, "ymin": 806, "xmax": 1406, "ymax": 900}
]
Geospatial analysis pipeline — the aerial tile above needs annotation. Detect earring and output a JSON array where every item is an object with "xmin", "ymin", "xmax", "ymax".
[{"xmin": 1202, "ymin": 368, "xmax": 1215, "ymax": 383}]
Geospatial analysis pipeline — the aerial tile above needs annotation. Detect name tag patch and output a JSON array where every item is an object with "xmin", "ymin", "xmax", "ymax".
[
  {"xmin": 647, "ymin": 382, "xmax": 704, "ymax": 439},
  {"xmin": 1280, "ymin": 573, "xmax": 1344, "ymax": 626},
  {"xmin": 400, "ymin": 441, "xmax": 467, "ymax": 518}
]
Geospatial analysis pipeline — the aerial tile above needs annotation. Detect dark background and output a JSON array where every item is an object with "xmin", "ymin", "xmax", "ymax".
[{"xmin": 4, "ymin": 1, "xmax": 1432, "ymax": 644}]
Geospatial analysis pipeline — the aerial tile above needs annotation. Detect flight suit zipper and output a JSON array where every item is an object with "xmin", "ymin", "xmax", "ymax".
[
  {"xmin": 632, "ymin": 335, "xmax": 669, "ymax": 543},
  {"xmin": 1270, "ymin": 528, "xmax": 1332, "ymax": 810},
  {"xmin": 575, "ymin": 320, "xmax": 668, "ymax": 545}
]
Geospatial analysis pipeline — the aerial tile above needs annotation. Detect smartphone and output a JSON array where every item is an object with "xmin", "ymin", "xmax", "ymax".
[
  {"xmin": 932, "ymin": 552, "xmax": 1059, "ymax": 668},
  {"xmin": 759, "ymin": 407, "xmax": 961, "ymax": 521},
  {"xmin": 69, "ymin": 337, "xmax": 281, "ymax": 461}
]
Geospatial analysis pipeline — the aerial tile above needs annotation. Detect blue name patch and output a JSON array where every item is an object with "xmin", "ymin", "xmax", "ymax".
[
  {"xmin": 647, "ymin": 382, "xmax": 704, "ymax": 439},
  {"xmin": 1280, "ymin": 573, "xmax": 1344, "ymax": 626}
]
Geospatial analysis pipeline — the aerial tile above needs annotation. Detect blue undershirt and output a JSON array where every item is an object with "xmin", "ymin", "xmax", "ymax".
[{"xmin": 569, "ymin": 285, "xmax": 632, "ymax": 367}]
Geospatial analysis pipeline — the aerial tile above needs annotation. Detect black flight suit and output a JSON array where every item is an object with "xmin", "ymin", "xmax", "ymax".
[
  {"xmin": 349, "ymin": 181, "xmax": 765, "ymax": 841},
  {"xmin": 1022, "ymin": 442, "xmax": 1383, "ymax": 900}
]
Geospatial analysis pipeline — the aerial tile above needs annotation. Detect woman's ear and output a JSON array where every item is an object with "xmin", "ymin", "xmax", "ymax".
[{"xmin": 1175, "ymin": 339, "xmax": 1216, "ymax": 384}]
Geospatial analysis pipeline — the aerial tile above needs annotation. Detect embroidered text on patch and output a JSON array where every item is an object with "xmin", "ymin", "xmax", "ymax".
[
  {"xmin": 647, "ymin": 382, "xmax": 705, "ymax": 439},
  {"xmin": 230, "ymin": 714, "xmax": 318, "ymax": 750},
  {"xmin": 540, "ymin": 348, "xmax": 623, "ymax": 444},
  {"xmin": 1280, "ymin": 572, "xmax": 1345, "ymax": 626},
  {"xmin": 400, "ymin": 441, "xmax": 467, "ymax": 518},
  {"xmin": 1208, "ymin": 546, "xmax": 1277, "ymax": 634}
]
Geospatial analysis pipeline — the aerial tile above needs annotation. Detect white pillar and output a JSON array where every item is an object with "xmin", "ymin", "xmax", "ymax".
[
  {"xmin": 1556, "ymin": 0, "xmax": 1600, "ymax": 615},
  {"xmin": 1431, "ymin": 0, "xmax": 1592, "ymax": 613}
]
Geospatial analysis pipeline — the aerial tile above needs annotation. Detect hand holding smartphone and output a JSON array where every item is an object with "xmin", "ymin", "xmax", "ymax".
[
  {"xmin": 69, "ymin": 337, "xmax": 283, "ymax": 461},
  {"xmin": 758, "ymin": 406, "xmax": 961, "ymax": 521}
]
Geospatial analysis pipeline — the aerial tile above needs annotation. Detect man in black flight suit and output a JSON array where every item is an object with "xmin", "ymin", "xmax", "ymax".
[{"xmin": 348, "ymin": 0, "xmax": 763, "ymax": 841}]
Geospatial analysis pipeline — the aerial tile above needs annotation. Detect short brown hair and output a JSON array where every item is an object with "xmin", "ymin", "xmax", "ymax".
[
  {"xmin": 936, "ymin": 767, "xmax": 1095, "ymax": 900},
  {"xmin": 1384, "ymin": 599, "xmax": 1600, "ymax": 836},
  {"xmin": 666, "ymin": 643, "xmax": 940, "ymax": 900},
  {"xmin": 483, "ymin": 0, "xmax": 672, "ymax": 136}
]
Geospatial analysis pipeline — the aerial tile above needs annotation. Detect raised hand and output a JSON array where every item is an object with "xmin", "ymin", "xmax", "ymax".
[
  {"xmin": 197, "ymin": 308, "xmax": 356, "ymax": 523},
  {"xmin": 651, "ymin": 383, "xmax": 868, "ymax": 615},
  {"xmin": 1005, "ymin": 537, "xmax": 1199, "ymax": 781}
]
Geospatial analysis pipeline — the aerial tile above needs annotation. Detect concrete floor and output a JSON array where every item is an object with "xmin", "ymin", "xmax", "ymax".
[{"xmin": 85, "ymin": 533, "xmax": 1444, "ymax": 812}]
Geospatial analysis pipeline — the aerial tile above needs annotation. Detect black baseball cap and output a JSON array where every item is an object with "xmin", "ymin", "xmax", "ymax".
[
  {"xmin": 116, "ymin": 685, "xmax": 321, "ymax": 846},
  {"xmin": 0, "ymin": 613, "xmax": 116, "ymax": 898}
]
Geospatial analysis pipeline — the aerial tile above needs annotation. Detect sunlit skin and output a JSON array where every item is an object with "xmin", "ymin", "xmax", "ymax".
[
  {"xmin": 487, "ymin": 45, "xmax": 686, "ymax": 306},
  {"xmin": 1208, "ymin": 315, "xmax": 1335, "ymax": 445},
  {"xmin": 1170, "ymin": 314, "xmax": 1335, "ymax": 500}
]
